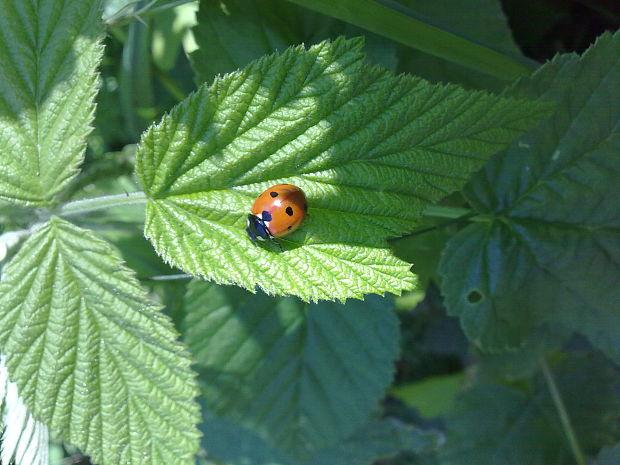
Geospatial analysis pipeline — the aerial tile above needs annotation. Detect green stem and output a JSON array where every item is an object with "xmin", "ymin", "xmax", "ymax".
[
  {"xmin": 58, "ymin": 192, "xmax": 148, "ymax": 218},
  {"xmin": 539, "ymin": 358, "xmax": 587, "ymax": 465},
  {"xmin": 391, "ymin": 208, "xmax": 476, "ymax": 242},
  {"xmin": 154, "ymin": 66, "xmax": 188, "ymax": 102},
  {"xmin": 140, "ymin": 273, "xmax": 193, "ymax": 281},
  {"xmin": 422, "ymin": 205, "xmax": 472, "ymax": 219}
]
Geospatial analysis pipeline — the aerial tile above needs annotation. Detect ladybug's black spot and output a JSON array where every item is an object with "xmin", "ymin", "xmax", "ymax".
[
  {"xmin": 270, "ymin": 191, "xmax": 278, "ymax": 198},
  {"xmin": 285, "ymin": 206, "xmax": 294, "ymax": 216},
  {"xmin": 262, "ymin": 210, "xmax": 272, "ymax": 221},
  {"xmin": 303, "ymin": 203, "xmax": 308, "ymax": 212},
  {"xmin": 288, "ymin": 226, "xmax": 292, "ymax": 230}
]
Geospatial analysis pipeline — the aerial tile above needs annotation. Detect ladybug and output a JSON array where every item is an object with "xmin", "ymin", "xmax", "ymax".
[{"xmin": 246, "ymin": 184, "xmax": 308, "ymax": 244}]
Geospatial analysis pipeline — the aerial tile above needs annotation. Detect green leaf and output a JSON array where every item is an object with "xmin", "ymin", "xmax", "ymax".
[
  {"xmin": 137, "ymin": 37, "xmax": 549, "ymax": 301},
  {"xmin": 594, "ymin": 444, "xmax": 620, "ymax": 465},
  {"xmin": 200, "ymin": 415, "xmax": 439, "ymax": 465},
  {"xmin": 475, "ymin": 324, "xmax": 571, "ymax": 381},
  {"xmin": 304, "ymin": 419, "xmax": 440, "ymax": 465},
  {"xmin": 183, "ymin": 280, "xmax": 400, "ymax": 458},
  {"xmin": 441, "ymin": 353, "xmax": 620, "ymax": 465},
  {"xmin": 189, "ymin": 0, "xmax": 397, "ymax": 85},
  {"xmin": 439, "ymin": 31, "xmax": 620, "ymax": 358},
  {"xmin": 0, "ymin": 0, "xmax": 103, "ymax": 206},
  {"xmin": 396, "ymin": 0, "xmax": 523, "ymax": 90},
  {"xmin": 0, "ymin": 356, "xmax": 49, "ymax": 465},
  {"xmin": 391, "ymin": 373, "xmax": 464, "ymax": 418},
  {"xmin": 189, "ymin": 0, "xmax": 300, "ymax": 83},
  {"xmin": 152, "ymin": 1, "xmax": 199, "ymax": 71},
  {"xmin": 283, "ymin": 0, "xmax": 531, "ymax": 80},
  {"xmin": 0, "ymin": 219, "xmax": 201, "ymax": 465}
]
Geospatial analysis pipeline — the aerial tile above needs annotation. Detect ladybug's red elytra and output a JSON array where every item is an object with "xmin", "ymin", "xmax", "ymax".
[{"xmin": 246, "ymin": 184, "xmax": 308, "ymax": 243}]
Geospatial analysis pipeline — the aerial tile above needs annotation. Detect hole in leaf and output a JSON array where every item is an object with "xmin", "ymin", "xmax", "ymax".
[{"xmin": 467, "ymin": 290, "xmax": 484, "ymax": 304}]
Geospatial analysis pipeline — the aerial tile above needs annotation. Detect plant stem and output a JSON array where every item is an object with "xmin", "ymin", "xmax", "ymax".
[
  {"xmin": 539, "ymin": 358, "xmax": 587, "ymax": 465},
  {"xmin": 154, "ymin": 66, "xmax": 188, "ymax": 102},
  {"xmin": 58, "ymin": 192, "xmax": 148, "ymax": 218},
  {"xmin": 140, "ymin": 273, "xmax": 193, "ymax": 281}
]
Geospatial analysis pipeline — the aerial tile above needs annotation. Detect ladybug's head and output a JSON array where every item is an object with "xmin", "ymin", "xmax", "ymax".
[{"xmin": 245, "ymin": 214, "xmax": 273, "ymax": 242}]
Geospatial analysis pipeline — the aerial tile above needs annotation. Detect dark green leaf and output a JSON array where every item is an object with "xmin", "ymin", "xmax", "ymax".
[
  {"xmin": 283, "ymin": 0, "xmax": 530, "ymax": 80},
  {"xmin": 190, "ymin": 0, "xmax": 300, "ymax": 83},
  {"xmin": 396, "ymin": 0, "xmax": 523, "ymax": 90},
  {"xmin": 184, "ymin": 280, "xmax": 400, "ymax": 458},
  {"xmin": 594, "ymin": 443, "xmax": 620, "ymax": 465},
  {"xmin": 441, "ymin": 353, "xmax": 620, "ymax": 465},
  {"xmin": 189, "ymin": 0, "xmax": 397, "ymax": 85},
  {"xmin": 439, "ymin": 31, "xmax": 620, "ymax": 358}
]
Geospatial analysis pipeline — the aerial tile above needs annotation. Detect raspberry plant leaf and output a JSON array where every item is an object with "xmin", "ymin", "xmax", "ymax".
[
  {"xmin": 189, "ymin": 0, "xmax": 299, "ymax": 84},
  {"xmin": 397, "ymin": 0, "xmax": 523, "ymax": 91},
  {"xmin": 200, "ymin": 415, "xmax": 439, "ymax": 465},
  {"xmin": 594, "ymin": 444, "xmax": 620, "ymax": 465},
  {"xmin": 189, "ymin": 0, "xmax": 397, "ymax": 85},
  {"xmin": 0, "ymin": 0, "xmax": 103, "ymax": 206},
  {"xmin": 183, "ymin": 280, "xmax": 400, "ymax": 458},
  {"xmin": 0, "ymin": 357, "xmax": 49, "ymax": 465},
  {"xmin": 441, "ymin": 354, "xmax": 620, "ymax": 465},
  {"xmin": 0, "ymin": 218, "xmax": 201, "ymax": 465},
  {"xmin": 137, "ymin": 37, "xmax": 549, "ymax": 301},
  {"xmin": 439, "ymin": 31, "xmax": 620, "ymax": 358}
]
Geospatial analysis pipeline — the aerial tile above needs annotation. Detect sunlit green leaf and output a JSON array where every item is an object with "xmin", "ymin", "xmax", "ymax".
[
  {"xmin": 0, "ymin": 219, "xmax": 201, "ymax": 465},
  {"xmin": 137, "ymin": 37, "xmax": 549, "ymax": 301},
  {"xmin": 0, "ymin": 356, "xmax": 48, "ymax": 465}
]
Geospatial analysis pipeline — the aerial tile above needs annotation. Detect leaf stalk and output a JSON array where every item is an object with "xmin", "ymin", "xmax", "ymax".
[
  {"xmin": 58, "ymin": 192, "xmax": 148, "ymax": 218},
  {"xmin": 539, "ymin": 358, "xmax": 587, "ymax": 465}
]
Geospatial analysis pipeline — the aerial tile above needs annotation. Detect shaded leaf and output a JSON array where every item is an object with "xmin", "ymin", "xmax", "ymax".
[
  {"xmin": 184, "ymin": 280, "xmax": 400, "ymax": 458},
  {"xmin": 189, "ymin": 0, "xmax": 397, "ymax": 85},
  {"xmin": 305, "ymin": 419, "xmax": 441, "ymax": 465},
  {"xmin": 396, "ymin": 0, "xmax": 523, "ymax": 91},
  {"xmin": 594, "ymin": 443, "xmax": 620, "ymax": 465},
  {"xmin": 189, "ymin": 0, "xmax": 300, "ymax": 83},
  {"xmin": 283, "ymin": 0, "xmax": 530, "ymax": 80},
  {"xmin": 441, "ymin": 353, "xmax": 620, "ymax": 465},
  {"xmin": 439, "ymin": 31, "xmax": 620, "ymax": 358},
  {"xmin": 200, "ymin": 415, "xmax": 439, "ymax": 465}
]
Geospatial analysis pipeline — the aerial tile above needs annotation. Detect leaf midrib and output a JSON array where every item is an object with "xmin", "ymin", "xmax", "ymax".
[{"xmin": 153, "ymin": 41, "xmax": 365, "ymax": 196}]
